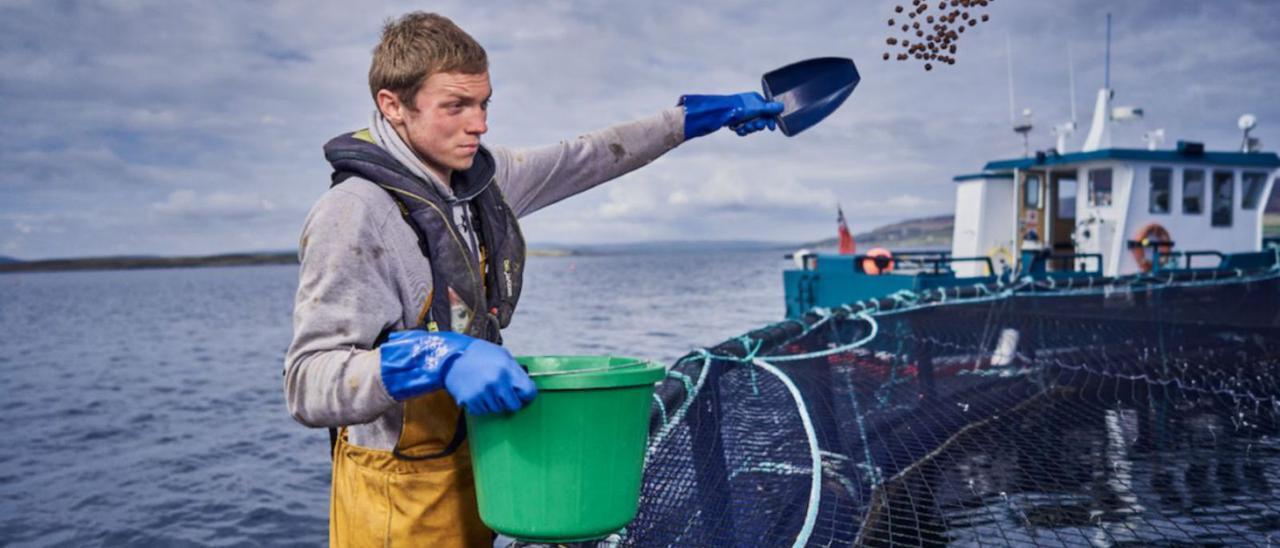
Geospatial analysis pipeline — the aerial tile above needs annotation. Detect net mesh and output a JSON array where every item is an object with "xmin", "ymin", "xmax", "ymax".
[{"xmin": 625, "ymin": 264, "xmax": 1280, "ymax": 547}]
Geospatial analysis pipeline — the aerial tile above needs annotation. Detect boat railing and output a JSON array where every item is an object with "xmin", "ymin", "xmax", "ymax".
[
  {"xmin": 1018, "ymin": 250, "xmax": 1104, "ymax": 279},
  {"xmin": 850, "ymin": 251, "xmax": 982, "ymax": 276},
  {"xmin": 1146, "ymin": 249, "xmax": 1278, "ymax": 272},
  {"xmin": 1157, "ymin": 250, "xmax": 1225, "ymax": 271}
]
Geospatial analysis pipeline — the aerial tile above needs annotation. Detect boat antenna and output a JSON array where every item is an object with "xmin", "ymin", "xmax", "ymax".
[
  {"xmin": 1104, "ymin": 13, "xmax": 1111, "ymax": 90},
  {"xmin": 1005, "ymin": 34, "xmax": 1016, "ymax": 126},
  {"xmin": 1006, "ymin": 34, "xmax": 1033, "ymax": 156},
  {"xmin": 1052, "ymin": 46, "xmax": 1079, "ymax": 153},
  {"xmin": 1069, "ymin": 46, "xmax": 1078, "ymax": 124}
]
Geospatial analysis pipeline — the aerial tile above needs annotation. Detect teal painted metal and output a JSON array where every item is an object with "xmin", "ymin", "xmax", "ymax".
[
  {"xmin": 783, "ymin": 249, "xmax": 1279, "ymax": 319},
  {"xmin": 952, "ymin": 172, "xmax": 1015, "ymax": 182},
  {"xmin": 983, "ymin": 148, "xmax": 1280, "ymax": 171},
  {"xmin": 1223, "ymin": 251, "xmax": 1279, "ymax": 270},
  {"xmin": 783, "ymin": 253, "xmax": 997, "ymax": 319},
  {"xmin": 1017, "ymin": 250, "xmax": 1104, "ymax": 280}
]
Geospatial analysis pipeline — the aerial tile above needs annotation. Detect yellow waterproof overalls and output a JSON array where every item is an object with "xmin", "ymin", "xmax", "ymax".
[
  {"xmin": 330, "ymin": 390, "xmax": 491, "ymax": 547},
  {"xmin": 325, "ymin": 128, "xmax": 522, "ymax": 547}
]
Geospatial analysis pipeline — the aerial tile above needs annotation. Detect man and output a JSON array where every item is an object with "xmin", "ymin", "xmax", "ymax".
[{"xmin": 284, "ymin": 12, "xmax": 781, "ymax": 547}]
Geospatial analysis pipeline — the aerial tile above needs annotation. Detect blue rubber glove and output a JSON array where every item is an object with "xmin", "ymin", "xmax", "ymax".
[
  {"xmin": 379, "ymin": 330, "xmax": 537, "ymax": 415},
  {"xmin": 443, "ymin": 336, "xmax": 537, "ymax": 415},
  {"xmin": 678, "ymin": 92, "xmax": 784, "ymax": 140}
]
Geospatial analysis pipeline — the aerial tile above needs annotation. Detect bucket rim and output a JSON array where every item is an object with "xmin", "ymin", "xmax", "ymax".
[{"xmin": 516, "ymin": 355, "xmax": 665, "ymax": 390}]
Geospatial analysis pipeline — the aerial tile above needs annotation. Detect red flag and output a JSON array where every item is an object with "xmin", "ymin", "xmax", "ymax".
[{"xmin": 837, "ymin": 205, "xmax": 856, "ymax": 255}]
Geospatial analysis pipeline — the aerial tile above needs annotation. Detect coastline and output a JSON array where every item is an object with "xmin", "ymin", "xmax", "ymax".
[{"xmin": 0, "ymin": 248, "xmax": 577, "ymax": 274}]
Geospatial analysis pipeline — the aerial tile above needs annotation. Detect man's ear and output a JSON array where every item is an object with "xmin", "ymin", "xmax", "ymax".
[{"xmin": 376, "ymin": 89, "xmax": 405, "ymax": 125}]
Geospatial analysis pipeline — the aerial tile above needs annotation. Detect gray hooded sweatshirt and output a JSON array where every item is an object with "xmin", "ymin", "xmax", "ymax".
[{"xmin": 285, "ymin": 108, "xmax": 684, "ymax": 451}]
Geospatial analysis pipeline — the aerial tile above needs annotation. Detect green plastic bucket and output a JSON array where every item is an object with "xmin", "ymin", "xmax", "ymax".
[{"xmin": 466, "ymin": 355, "xmax": 666, "ymax": 543}]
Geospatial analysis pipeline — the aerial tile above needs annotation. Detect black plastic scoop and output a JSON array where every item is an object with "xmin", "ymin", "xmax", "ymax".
[{"xmin": 762, "ymin": 57, "xmax": 860, "ymax": 136}]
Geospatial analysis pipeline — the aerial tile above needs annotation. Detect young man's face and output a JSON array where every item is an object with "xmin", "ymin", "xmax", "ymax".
[{"xmin": 386, "ymin": 71, "xmax": 491, "ymax": 179}]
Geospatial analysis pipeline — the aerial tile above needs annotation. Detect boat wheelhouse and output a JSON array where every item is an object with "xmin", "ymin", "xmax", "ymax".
[{"xmin": 951, "ymin": 144, "xmax": 1279, "ymax": 278}]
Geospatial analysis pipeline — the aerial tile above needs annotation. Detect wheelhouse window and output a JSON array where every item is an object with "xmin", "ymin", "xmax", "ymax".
[
  {"xmin": 1088, "ymin": 168, "xmax": 1112, "ymax": 207},
  {"xmin": 1183, "ymin": 169, "xmax": 1204, "ymax": 214},
  {"xmin": 1149, "ymin": 167, "xmax": 1171, "ymax": 214},
  {"xmin": 1056, "ymin": 175, "xmax": 1077, "ymax": 220},
  {"xmin": 1242, "ymin": 172, "xmax": 1267, "ymax": 210},
  {"xmin": 1024, "ymin": 174, "xmax": 1042, "ymax": 208},
  {"xmin": 1211, "ymin": 170, "xmax": 1233, "ymax": 227}
]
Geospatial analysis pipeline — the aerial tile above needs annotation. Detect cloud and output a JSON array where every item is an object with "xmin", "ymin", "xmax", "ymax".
[
  {"xmin": 592, "ymin": 162, "xmax": 835, "ymax": 221},
  {"xmin": 152, "ymin": 190, "xmax": 278, "ymax": 219},
  {"xmin": 0, "ymin": 0, "xmax": 1276, "ymax": 258}
]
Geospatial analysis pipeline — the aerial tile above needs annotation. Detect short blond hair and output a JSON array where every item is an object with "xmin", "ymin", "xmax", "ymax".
[{"xmin": 369, "ymin": 12, "xmax": 488, "ymax": 110}]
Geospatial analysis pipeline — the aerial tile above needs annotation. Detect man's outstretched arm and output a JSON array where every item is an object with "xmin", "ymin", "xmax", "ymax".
[{"xmin": 492, "ymin": 94, "xmax": 781, "ymax": 219}]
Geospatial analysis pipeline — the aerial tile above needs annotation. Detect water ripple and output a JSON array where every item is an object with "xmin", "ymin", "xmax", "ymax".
[{"xmin": 0, "ymin": 253, "xmax": 788, "ymax": 545}]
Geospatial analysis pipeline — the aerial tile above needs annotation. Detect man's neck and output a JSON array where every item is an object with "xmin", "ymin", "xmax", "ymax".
[
  {"xmin": 426, "ymin": 164, "xmax": 453, "ymax": 187},
  {"xmin": 390, "ymin": 124, "xmax": 452, "ymax": 186}
]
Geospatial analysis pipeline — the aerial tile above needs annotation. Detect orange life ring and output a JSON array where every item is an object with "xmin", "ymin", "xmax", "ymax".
[
  {"xmin": 1130, "ymin": 223, "xmax": 1174, "ymax": 272},
  {"xmin": 862, "ymin": 248, "xmax": 895, "ymax": 275}
]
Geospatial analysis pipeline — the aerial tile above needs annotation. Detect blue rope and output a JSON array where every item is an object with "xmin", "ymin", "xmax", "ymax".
[
  {"xmin": 737, "ymin": 335, "xmax": 765, "ymax": 395},
  {"xmin": 766, "ymin": 312, "xmax": 879, "ymax": 362}
]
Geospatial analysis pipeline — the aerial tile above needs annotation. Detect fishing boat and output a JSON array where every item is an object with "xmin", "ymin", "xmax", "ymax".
[
  {"xmin": 626, "ymin": 19, "xmax": 1280, "ymax": 548},
  {"xmin": 784, "ymin": 52, "xmax": 1279, "ymax": 316}
]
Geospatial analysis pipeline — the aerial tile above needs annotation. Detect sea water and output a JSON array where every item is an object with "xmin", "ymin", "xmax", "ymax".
[{"xmin": 0, "ymin": 250, "xmax": 787, "ymax": 546}]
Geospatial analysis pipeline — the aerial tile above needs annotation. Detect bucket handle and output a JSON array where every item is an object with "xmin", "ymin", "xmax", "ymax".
[{"xmin": 525, "ymin": 361, "xmax": 651, "ymax": 377}]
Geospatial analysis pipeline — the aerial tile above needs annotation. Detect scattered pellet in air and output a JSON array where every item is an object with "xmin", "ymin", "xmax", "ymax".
[{"xmin": 882, "ymin": 0, "xmax": 993, "ymax": 71}]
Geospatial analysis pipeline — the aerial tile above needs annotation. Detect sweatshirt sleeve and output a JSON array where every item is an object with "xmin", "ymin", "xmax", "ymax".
[
  {"xmin": 283, "ymin": 185, "xmax": 405, "ymax": 428},
  {"xmin": 491, "ymin": 107, "xmax": 685, "ymax": 219}
]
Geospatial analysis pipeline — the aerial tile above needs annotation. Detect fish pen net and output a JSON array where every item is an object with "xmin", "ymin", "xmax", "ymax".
[{"xmin": 626, "ymin": 263, "xmax": 1280, "ymax": 547}]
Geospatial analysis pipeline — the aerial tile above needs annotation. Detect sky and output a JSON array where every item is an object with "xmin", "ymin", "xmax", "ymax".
[{"xmin": 1, "ymin": 0, "xmax": 1278, "ymax": 259}]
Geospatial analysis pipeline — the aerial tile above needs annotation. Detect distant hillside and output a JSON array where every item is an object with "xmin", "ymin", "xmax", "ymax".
[
  {"xmin": 0, "ymin": 247, "xmax": 584, "ymax": 274},
  {"xmin": 561, "ymin": 240, "xmax": 790, "ymax": 255},
  {"xmin": 0, "ymin": 252, "xmax": 298, "ymax": 274},
  {"xmin": 803, "ymin": 214, "xmax": 954, "ymax": 250}
]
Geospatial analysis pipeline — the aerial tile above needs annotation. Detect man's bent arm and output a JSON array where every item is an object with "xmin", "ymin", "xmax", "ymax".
[
  {"xmin": 492, "ymin": 107, "xmax": 685, "ymax": 218},
  {"xmin": 284, "ymin": 185, "xmax": 404, "ymax": 427}
]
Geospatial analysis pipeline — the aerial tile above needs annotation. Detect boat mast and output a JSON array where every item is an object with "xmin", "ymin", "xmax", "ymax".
[
  {"xmin": 1082, "ymin": 14, "xmax": 1113, "ymax": 152},
  {"xmin": 1007, "ymin": 34, "xmax": 1033, "ymax": 157}
]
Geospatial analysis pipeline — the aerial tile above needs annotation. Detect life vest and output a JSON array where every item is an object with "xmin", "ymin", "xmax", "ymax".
[
  {"xmin": 319, "ymin": 130, "xmax": 527, "ymax": 547},
  {"xmin": 323, "ymin": 130, "xmax": 526, "ymax": 342}
]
